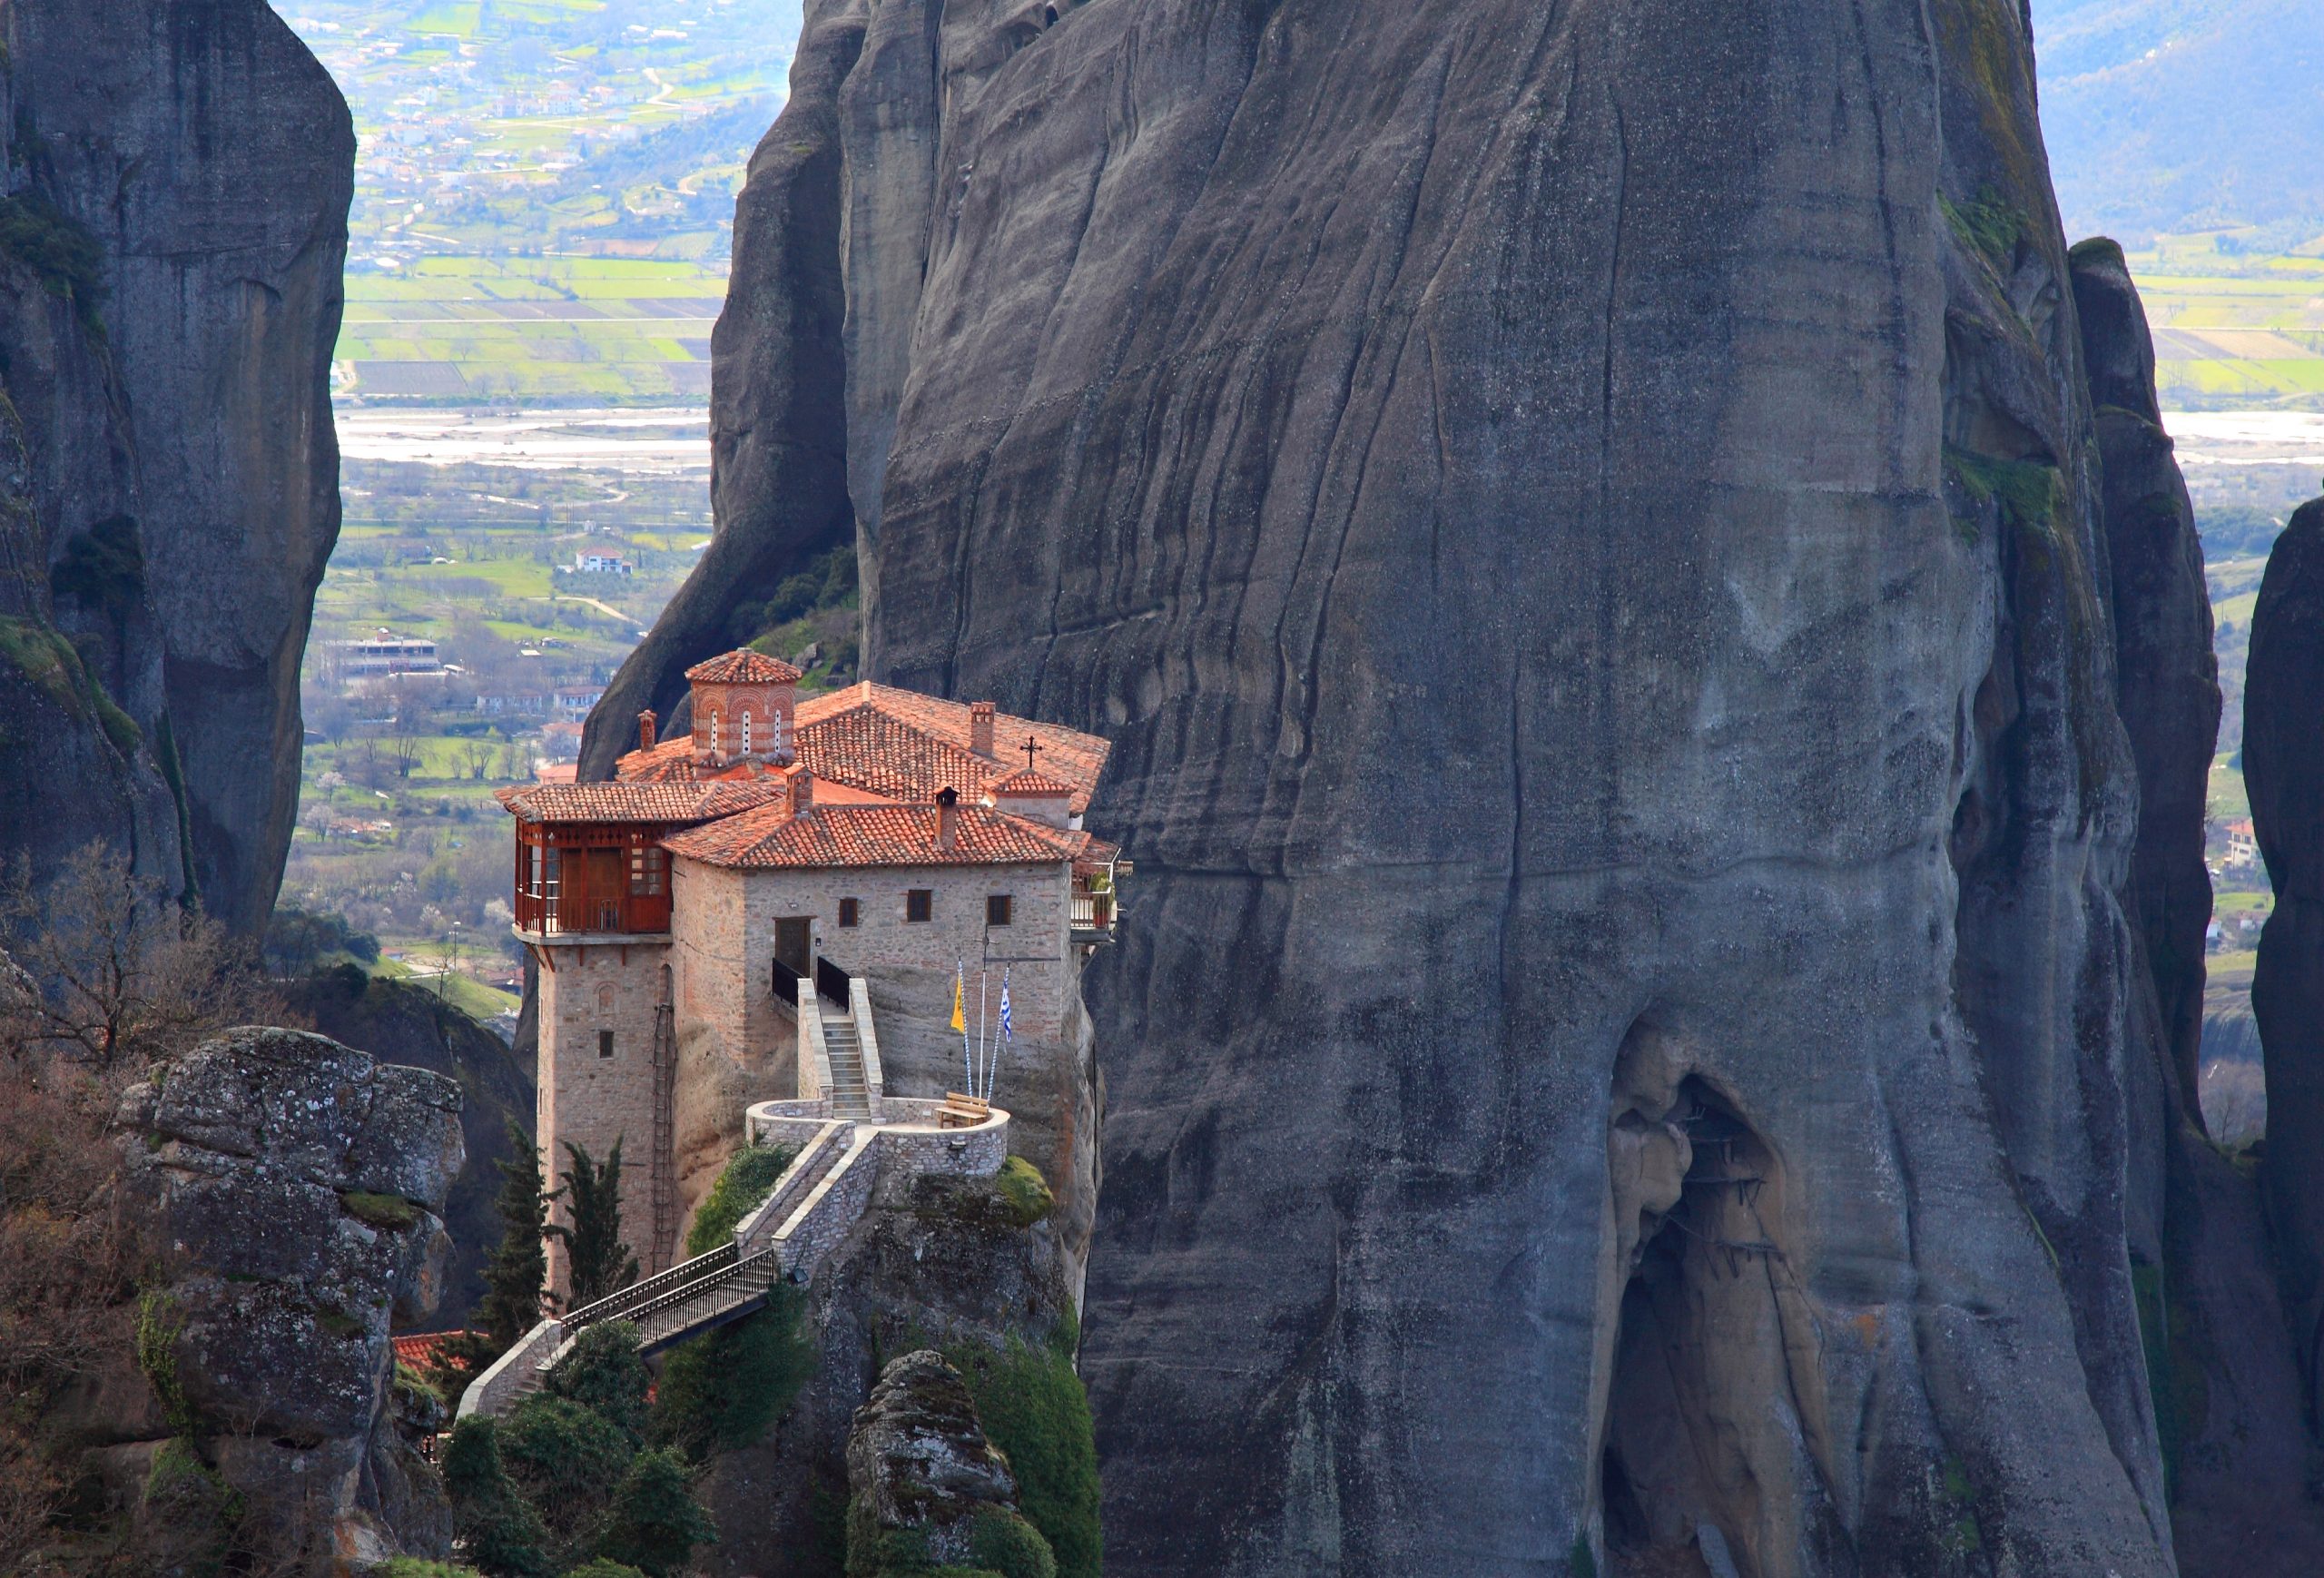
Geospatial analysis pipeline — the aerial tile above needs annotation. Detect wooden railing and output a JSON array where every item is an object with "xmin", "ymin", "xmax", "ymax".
[{"xmin": 513, "ymin": 887, "xmax": 672, "ymax": 937}]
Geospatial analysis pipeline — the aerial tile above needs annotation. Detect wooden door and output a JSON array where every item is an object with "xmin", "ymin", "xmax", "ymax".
[
  {"xmin": 586, "ymin": 849, "xmax": 623, "ymax": 931},
  {"xmin": 774, "ymin": 916, "xmax": 812, "ymax": 976}
]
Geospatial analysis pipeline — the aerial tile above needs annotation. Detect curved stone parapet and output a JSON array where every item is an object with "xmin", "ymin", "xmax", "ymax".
[{"xmin": 746, "ymin": 1096, "xmax": 1010, "ymax": 1179}]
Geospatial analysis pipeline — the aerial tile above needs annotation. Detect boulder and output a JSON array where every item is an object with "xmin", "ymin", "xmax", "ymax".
[
  {"xmin": 284, "ymin": 965, "xmax": 538, "ymax": 1314},
  {"xmin": 847, "ymin": 1350, "xmax": 1022, "ymax": 1571},
  {"xmin": 115, "ymin": 1026, "xmax": 466, "ymax": 1571}
]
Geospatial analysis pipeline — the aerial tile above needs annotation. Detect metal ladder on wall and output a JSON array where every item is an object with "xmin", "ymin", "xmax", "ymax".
[{"xmin": 648, "ymin": 1000, "xmax": 677, "ymax": 1271}]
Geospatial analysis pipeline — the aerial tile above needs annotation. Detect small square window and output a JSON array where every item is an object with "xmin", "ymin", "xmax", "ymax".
[
  {"xmin": 905, "ymin": 889, "xmax": 933, "ymax": 922},
  {"xmin": 839, "ymin": 897, "xmax": 861, "ymax": 928},
  {"xmin": 597, "ymin": 1030, "xmax": 615, "ymax": 1060},
  {"xmin": 986, "ymin": 893, "xmax": 1013, "ymax": 927}
]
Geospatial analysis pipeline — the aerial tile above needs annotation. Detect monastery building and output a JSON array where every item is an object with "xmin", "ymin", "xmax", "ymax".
[{"xmin": 497, "ymin": 650, "xmax": 1123, "ymax": 1291}]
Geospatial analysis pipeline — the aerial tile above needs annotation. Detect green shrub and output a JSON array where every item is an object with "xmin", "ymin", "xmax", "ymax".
[
  {"xmin": 652, "ymin": 1282, "xmax": 813, "ymax": 1460},
  {"xmin": 374, "ymin": 1562, "xmax": 487, "ymax": 1578},
  {"xmin": 968, "ymin": 1508, "xmax": 1056, "ymax": 1578},
  {"xmin": 440, "ymin": 1417, "xmax": 553, "ymax": 1578},
  {"xmin": 500, "ymin": 1395, "xmax": 638, "ymax": 1566},
  {"xmin": 993, "ymin": 1158, "xmax": 1054, "ymax": 1228},
  {"xmin": 684, "ymin": 1141, "xmax": 796, "ymax": 1256},
  {"xmin": 0, "ymin": 189, "xmax": 105, "ymax": 333},
  {"xmin": 341, "ymin": 1190, "xmax": 422, "ymax": 1230},
  {"xmin": 546, "ymin": 1321, "xmax": 650, "ymax": 1440},
  {"xmin": 559, "ymin": 1563, "xmax": 647, "ymax": 1578},
  {"xmin": 594, "ymin": 1446, "xmax": 717, "ymax": 1578},
  {"xmin": 136, "ymin": 1288, "xmax": 193, "ymax": 1434},
  {"xmin": 943, "ymin": 1322, "xmax": 1100, "ymax": 1578}
]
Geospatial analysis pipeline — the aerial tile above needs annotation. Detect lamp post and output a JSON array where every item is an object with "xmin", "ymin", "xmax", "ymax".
[{"xmin": 442, "ymin": 920, "xmax": 463, "ymax": 1001}]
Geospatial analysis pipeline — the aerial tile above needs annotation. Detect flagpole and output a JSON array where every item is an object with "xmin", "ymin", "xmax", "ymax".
[
  {"xmin": 995, "ymin": 967, "xmax": 1011, "ymax": 1103},
  {"xmin": 955, "ymin": 960, "xmax": 970, "ymax": 1096},
  {"xmin": 978, "ymin": 971, "xmax": 990, "ymax": 1100}
]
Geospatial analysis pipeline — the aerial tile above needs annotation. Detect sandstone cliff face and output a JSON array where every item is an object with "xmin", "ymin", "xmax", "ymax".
[
  {"xmin": 2246, "ymin": 498, "xmax": 2324, "ymax": 1415},
  {"xmin": 638, "ymin": 1, "xmax": 2237, "ymax": 1572},
  {"xmin": 106, "ymin": 1027, "xmax": 466, "ymax": 1572},
  {"xmin": 2073, "ymin": 242, "xmax": 2324, "ymax": 1576},
  {"xmin": 0, "ymin": 0, "xmax": 350, "ymax": 931}
]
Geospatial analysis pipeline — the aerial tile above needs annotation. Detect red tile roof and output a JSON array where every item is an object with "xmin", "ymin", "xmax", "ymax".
[
  {"xmin": 992, "ymin": 766, "xmax": 1078, "ymax": 796},
  {"xmin": 685, "ymin": 648, "xmax": 803, "ymax": 685},
  {"xmin": 497, "ymin": 780, "xmax": 784, "ymax": 825},
  {"xmin": 792, "ymin": 682, "xmax": 1109, "ymax": 813},
  {"xmin": 392, "ymin": 1330, "xmax": 474, "ymax": 1370},
  {"xmin": 795, "ymin": 705, "xmax": 999, "ymax": 806},
  {"xmin": 664, "ymin": 803, "xmax": 1084, "ymax": 870}
]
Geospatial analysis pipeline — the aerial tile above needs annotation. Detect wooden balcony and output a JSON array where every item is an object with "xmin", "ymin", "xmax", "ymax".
[{"xmin": 512, "ymin": 821, "xmax": 675, "ymax": 942}]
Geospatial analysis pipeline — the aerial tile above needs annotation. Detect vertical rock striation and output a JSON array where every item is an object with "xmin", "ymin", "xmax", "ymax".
[
  {"xmin": 2247, "ymin": 498, "xmax": 2324, "ymax": 1414},
  {"xmin": 663, "ymin": 0, "xmax": 2251, "ymax": 1572},
  {"xmin": 2074, "ymin": 239, "xmax": 2324, "ymax": 1576},
  {"xmin": 2072, "ymin": 238, "xmax": 2220, "ymax": 1123},
  {"xmin": 0, "ymin": 0, "xmax": 350, "ymax": 931}
]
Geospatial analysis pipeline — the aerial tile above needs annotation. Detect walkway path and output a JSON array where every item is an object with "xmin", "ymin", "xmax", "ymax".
[{"xmin": 458, "ymin": 1100, "xmax": 1007, "ymax": 1419}]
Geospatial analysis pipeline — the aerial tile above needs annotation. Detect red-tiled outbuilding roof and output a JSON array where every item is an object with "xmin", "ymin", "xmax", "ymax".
[
  {"xmin": 497, "ymin": 780, "xmax": 784, "ymax": 825},
  {"xmin": 684, "ymin": 649, "xmax": 803, "ymax": 685},
  {"xmin": 664, "ymin": 803, "xmax": 1085, "ymax": 870},
  {"xmin": 991, "ymin": 766, "xmax": 1078, "ymax": 797}
]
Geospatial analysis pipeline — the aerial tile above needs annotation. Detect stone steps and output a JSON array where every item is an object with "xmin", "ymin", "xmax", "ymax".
[{"xmin": 822, "ymin": 1011, "xmax": 872, "ymax": 1119}]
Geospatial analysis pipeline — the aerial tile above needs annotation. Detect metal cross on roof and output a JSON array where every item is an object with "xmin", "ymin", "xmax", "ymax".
[{"xmin": 1022, "ymin": 734, "xmax": 1040, "ymax": 770}]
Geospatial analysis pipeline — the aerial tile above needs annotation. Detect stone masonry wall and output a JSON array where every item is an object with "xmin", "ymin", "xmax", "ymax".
[
  {"xmin": 537, "ymin": 940, "xmax": 671, "ymax": 1293},
  {"xmin": 737, "ymin": 856, "xmax": 1075, "ymax": 1043}
]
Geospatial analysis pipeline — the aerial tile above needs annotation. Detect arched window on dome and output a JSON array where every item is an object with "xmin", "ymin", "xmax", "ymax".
[
  {"xmin": 741, "ymin": 709, "xmax": 753, "ymax": 754},
  {"xmin": 710, "ymin": 711, "xmax": 723, "ymax": 756}
]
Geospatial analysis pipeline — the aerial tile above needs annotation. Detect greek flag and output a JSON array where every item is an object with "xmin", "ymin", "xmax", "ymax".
[{"xmin": 999, "ymin": 968, "xmax": 1013, "ymax": 1044}]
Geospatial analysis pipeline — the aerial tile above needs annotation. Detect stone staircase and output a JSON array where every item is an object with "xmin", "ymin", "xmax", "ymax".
[
  {"xmin": 458, "ymin": 1120, "xmax": 880, "ymax": 1420},
  {"xmin": 821, "ymin": 1008, "xmax": 873, "ymax": 1119}
]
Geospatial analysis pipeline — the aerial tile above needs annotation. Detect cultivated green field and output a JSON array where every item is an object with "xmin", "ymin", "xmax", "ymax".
[
  {"xmin": 337, "ymin": 255, "xmax": 728, "ymax": 401},
  {"xmin": 2124, "ymin": 233, "xmax": 2324, "ymax": 409}
]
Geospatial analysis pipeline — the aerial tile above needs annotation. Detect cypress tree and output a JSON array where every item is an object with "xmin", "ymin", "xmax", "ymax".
[
  {"xmin": 556, "ymin": 1137, "xmax": 639, "ymax": 1307},
  {"xmin": 483, "ymin": 1119, "xmax": 561, "ymax": 1338},
  {"xmin": 429, "ymin": 1120, "xmax": 560, "ymax": 1401}
]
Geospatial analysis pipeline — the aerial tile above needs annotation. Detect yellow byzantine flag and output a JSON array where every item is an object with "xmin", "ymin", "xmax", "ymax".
[{"xmin": 950, "ymin": 962, "xmax": 967, "ymax": 1032}]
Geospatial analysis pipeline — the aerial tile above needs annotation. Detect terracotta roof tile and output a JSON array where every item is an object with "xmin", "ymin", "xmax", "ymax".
[
  {"xmin": 664, "ymin": 803, "xmax": 1080, "ymax": 870},
  {"xmin": 792, "ymin": 682, "xmax": 1109, "ymax": 812},
  {"xmin": 795, "ymin": 707, "xmax": 999, "ymax": 806},
  {"xmin": 992, "ymin": 766, "xmax": 1078, "ymax": 796},
  {"xmin": 497, "ymin": 780, "xmax": 784, "ymax": 825},
  {"xmin": 684, "ymin": 648, "xmax": 803, "ymax": 685}
]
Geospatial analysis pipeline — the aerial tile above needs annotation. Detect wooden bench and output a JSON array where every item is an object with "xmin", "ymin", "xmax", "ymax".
[{"xmin": 938, "ymin": 1091, "xmax": 991, "ymax": 1129}]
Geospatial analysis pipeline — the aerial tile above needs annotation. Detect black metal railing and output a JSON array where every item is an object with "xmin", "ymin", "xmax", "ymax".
[
  {"xmin": 771, "ymin": 955, "xmax": 803, "ymax": 1001},
  {"xmin": 815, "ymin": 955, "xmax": 852, "ymax": 1008},
  {"xmin": 563, "ymin": 1240, "xmax": 739, "ymax": 1332}
]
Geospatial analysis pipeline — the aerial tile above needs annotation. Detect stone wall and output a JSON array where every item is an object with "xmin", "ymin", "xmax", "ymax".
[
  {"xmin": 716, "ymin": 855, "xmax": 1076, "ymax": 1043},
  {"xmin": 537, "ymin": 940, "xmax": 671, "ymax": 1294}
]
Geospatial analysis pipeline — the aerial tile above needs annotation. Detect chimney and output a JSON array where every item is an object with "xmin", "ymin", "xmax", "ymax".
[
  {"xmin": 936, "ymin": 785, "xmax": 958, "ymax": 851},
  {"xmin": 970, "ymin": 701, "xmax": 995, "ymax": 756},
  {"xmin": 788, "ymin": 764, "xmax": 813, "ymax": 814},
  {"xmin": 638, "ymin": 708, "xmax": 657, "ymax": 752}
]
